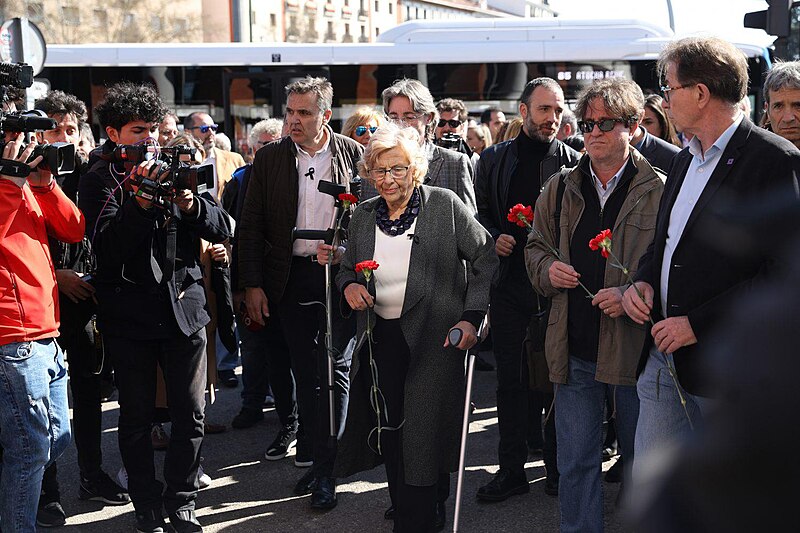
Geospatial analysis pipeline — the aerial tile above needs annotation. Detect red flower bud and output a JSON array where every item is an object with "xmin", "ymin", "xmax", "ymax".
[
  {"xmin": 507, "ymin": 204, "xmax": 534, "ymax": 228},
  {"xmin": 339, "ymin": 193, "xmax": 358, "ymax": 207}
]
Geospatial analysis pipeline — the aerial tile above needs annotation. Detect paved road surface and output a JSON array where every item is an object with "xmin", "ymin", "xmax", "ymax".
[{"xmin": 49, "ymin": 352, "xmax": 626, "ymax": 532}]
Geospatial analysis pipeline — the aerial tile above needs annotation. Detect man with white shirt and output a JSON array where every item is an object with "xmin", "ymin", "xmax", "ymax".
[
  {"xmin": 238, "ymin": 77, "xmax": 362, "ymax": 510},
  {"xmin": 525, "ymin": 78, "xmax": 664, "ymax": 533},
  {"xmin": 622, "ymin": 37, "xmax": 800, "ymax": 475}
]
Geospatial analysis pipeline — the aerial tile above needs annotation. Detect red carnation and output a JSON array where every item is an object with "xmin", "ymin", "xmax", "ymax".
[
  {"xmin": 355, "ymin": 260, "xmax": 379, "ymax": 282},
  {"xmin": 339, "ymin": 193, "xmax": 358, "ymax": 209},
  {"xmin": 589, "ymin": 229, "xmax": 612, "ymax": 258},
  {"xmin": 507, "ymin": 204, "xmax": 534, "ymax": 229}
]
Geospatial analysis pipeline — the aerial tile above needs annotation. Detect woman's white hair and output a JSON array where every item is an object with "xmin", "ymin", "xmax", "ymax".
[{"xmin": 358, "ymin": 122, "xmax": 429, "ymax": 187}]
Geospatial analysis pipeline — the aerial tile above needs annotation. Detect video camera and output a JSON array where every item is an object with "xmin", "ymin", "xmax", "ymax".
[
  {"xmin": 103, "ymin": 142, "xmax": 214, "ymax": 208},
  {"xmin": 0, "ymin": 62, "xmax": 77, "ymax": 178},
  {"xmin": 435, "ymin": 132, "xmax": 474, "ymax": 158}
]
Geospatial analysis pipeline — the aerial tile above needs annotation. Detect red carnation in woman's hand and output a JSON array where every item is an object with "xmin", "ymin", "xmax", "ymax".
[
  {"xmin": 339, "ymin": 193, "xmax": 358, "ymax": 209},
  {"xmin": 589, "ymin": 229, "xmax": 613, "ymax": 258},
  {"xmin": 507, "ymin": 204, "xmax": 534, "ymax": 229},
  {"xmin": 355, "ymin": 260, "xmax": 379, "ymax": 282}
]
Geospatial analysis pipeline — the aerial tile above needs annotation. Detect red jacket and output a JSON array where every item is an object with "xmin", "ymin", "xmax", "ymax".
[{"xmin": 0, "ymin": 178, "xmax": 85, "ymax": 345}]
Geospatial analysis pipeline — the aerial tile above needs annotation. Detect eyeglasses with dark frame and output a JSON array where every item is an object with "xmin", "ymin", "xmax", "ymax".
[
  {"xmin": 437, "ymin": 118, "xmax": 463, "ymax": 128},
  {"xmin": 660, "ymin": 83, "xmax": 696, "ymax": 103},
  {"xmin": 188, "ymin": 124, "xmax": 219, "ymax": 134},
  {"xmin": 387, "ymin": 113, "xmax": 426, "ymax": 125},
  {"xmin": 355, "ymin": 125, "xmax": 378, "ymax": 136},
  {"xmin": 367, "ymin": 165, "xmax": 411, "ymax": 182},
  {"xmin": 576, "ymin": 118, "xmax": 629, "ymax": 134}
]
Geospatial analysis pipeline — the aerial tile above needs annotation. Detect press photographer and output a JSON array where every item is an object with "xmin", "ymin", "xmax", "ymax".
[
  {"xmin": 0, "ymin": 63, "xmax": 85, "ymax": 532},
  {"xmin": 78, "ymin": 81, "xmax": 231, "ymax": 533}
]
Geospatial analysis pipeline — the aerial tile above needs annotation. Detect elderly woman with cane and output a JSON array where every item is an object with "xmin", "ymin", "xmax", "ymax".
[{"xmin": 330, "ymin": 123, "xmax": 497, "ymax": 532}]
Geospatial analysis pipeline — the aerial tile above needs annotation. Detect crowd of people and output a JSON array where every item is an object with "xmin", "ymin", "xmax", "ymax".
[{"xmin": 1, "ymin": 34, "xmax": 799, "ymax": 533}]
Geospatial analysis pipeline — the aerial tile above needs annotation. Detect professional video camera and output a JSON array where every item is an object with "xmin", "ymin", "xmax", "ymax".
[
  {"xmin": 0, "ymin": 61, "xmax": 76, "ymax": 177},
  {"xmin": 435, "ymin": 132, "xmax": 474, "ymax": 158},
  {"xmin": 104, "ymin": 142, "xmax": 214, "ymax": 208}
]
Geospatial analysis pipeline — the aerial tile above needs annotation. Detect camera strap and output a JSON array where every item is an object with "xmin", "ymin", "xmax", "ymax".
[
  {"xmin": 150, "ymin": 211, "xmax": 177, "ymax": 284},
  {"xmin": 0, "ymin": 158, "xmax": 31, "ymax": 177}
]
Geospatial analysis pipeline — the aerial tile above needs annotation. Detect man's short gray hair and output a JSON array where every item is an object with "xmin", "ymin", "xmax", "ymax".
[
  {"xmin": 763, "ymin": 61, "xmax": 800, "ymax": 104},
  {"xmin": 382, "ymin": 78, "xmax": 438, "ymax": 138},
  {"xmin": 249, "ymin": 118, "xmax": 283, "ymax": 147},
  {"xmin": 285, "ymin": 76, "xmax": 333, "ymax": 113}
]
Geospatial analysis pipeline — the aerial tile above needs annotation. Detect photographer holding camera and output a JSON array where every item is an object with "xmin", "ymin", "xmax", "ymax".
[
  {"xmin": 78, "ymin": 82, "xmax": 231, "ymax": 533},
  {"xmin": 0, "ymin": 131, "xmax": 85, "ymax": 531}
]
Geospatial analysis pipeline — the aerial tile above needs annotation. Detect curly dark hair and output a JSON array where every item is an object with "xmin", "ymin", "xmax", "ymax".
[
  {"xmin": 94, "ymin": 81, "xmax": 167, "ymax": 131},
  {"xmin": 34, "ymin": 90, "xmax": 88, "ymax": 125}
]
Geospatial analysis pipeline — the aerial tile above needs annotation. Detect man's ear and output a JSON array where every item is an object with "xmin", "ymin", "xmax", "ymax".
[
  {"xmin": 106, "ymin": 126, "xmax": 120, "ymax": 144},
  {"xmin": 323, "ymin": 109, "xmax": 332, "ymax": 124}
]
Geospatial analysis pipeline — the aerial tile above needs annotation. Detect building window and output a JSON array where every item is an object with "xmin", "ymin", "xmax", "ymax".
[
  {"xmin": 388, "ymin": 2, "xmax": 393, "ymax": 14},
  {"xmin": 173, "ymin": 18, "xmax": 188, "ymax": 33},
  {"xmin": 123, "ymin": 13, "xmax": 136, "ymax": 26},
  {"xmin": 270, "ymin": 13, "xmax": 277, "ymax": 26},
  {"xmin": 92, "ymin": 9, "xmax": 107, "ymax": 27},
  {"xmin": 345, "ymin": 23, "xmax": 350, "ymax": 33},
  {"xmin": 374, "ymin": 0, "xmax": 379, "ymax": 11},
  {"xmin": 375, "ymin": 27, "xmax": 380, "ymax": 36},
  {"xmin": 151, "ymin": 15, "xmax": 163, "ymax": 31},
  {"xmin": 62, "ymin": 6, "xmax": 80, "ymax": 25}
]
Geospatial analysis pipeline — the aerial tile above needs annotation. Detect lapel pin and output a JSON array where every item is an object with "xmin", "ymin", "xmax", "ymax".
[{"xmin": 727, "ymin": 158, "xmax": 734, "ymax": 165}]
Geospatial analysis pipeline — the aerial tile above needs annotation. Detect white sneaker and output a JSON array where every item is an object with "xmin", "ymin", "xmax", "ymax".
[
  {"xmin": 117, "ymin": 467, "xmax": 128, "ymax": 490},
  {"xmin": 198, "ymin": 465, "xmax": 212, "ymax": 489}
]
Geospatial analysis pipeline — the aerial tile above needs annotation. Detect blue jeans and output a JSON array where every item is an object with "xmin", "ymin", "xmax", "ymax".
[
  {"xmin": 0, "ymin": 339, "xmax": 71, "ymax": 532},
  {"xmin": 555, "ymin": 356, "xmax": 639, "ymax": 533},
  {"xmin": 634, "ymin": 347, "xmax": 712, "ymax": 484}
]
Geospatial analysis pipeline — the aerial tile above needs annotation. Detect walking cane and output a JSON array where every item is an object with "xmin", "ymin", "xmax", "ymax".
[
  {"xmin": 292, "ymin": 179, "xmax": 351, "ymax": 443},
  {"xmin": 451, "ymin": 311, "xmax": 490, "ymax": 533}
]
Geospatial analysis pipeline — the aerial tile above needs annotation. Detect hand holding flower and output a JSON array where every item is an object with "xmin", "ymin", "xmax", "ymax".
[
  {"xmin": 344, "ymin": 283, "xmax": 373, "ymax": 311},
  {"xmin": 548, "ymin": 260, "xmax": 581, "ymax": 289},
  {"xmin": 317, "ymin": 243, "xmax": 343, "ymax": 265},
  {"xmin": 652, "ymin": 316, "xmax": 697, "ymax": 354},
  {"xmin": 591, "ymin": 287, "xmax": 624, "ymax": 318},
  {"xmin": 622, "ymin": 282, "xmax": 654, "ymax": 324}
]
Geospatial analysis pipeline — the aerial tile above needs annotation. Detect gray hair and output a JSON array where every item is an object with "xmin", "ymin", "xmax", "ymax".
[
  {"xmin": 763, "ymin": 61, "xmax": 800, "ymax": 104},
  {"xmin": 249, "ymin": 118, "xmax": 283, "ymax": 146},
  {"xmin": 358, "ymin": 123, "xmax": 429, "ymax": 187},
  {"xmin": 214, "ymin": 132, "xmax": 232, "ymax": 152},
  {"xmin": 382, "ymin": 78, "xmax": 438, "ymax": 139},
  {"xmin": 285, "ymin": 76, "xmax": 333, "ymax": 113}
]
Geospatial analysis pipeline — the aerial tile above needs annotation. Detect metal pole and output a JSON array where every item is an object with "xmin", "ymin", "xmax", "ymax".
[
  {"xmin": 666, "ymin": 0, "xmax": 675, "ymax": 32},
  {"xmin": 324, "ymin": 260, "xmax": 336, "ymax": 439}
]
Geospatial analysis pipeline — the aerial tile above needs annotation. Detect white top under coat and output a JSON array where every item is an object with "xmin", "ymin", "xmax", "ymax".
[
  {"xmin": 293, "ymin": 132, "xmax": 335, "ymax": 257},
  {"xmin": 373, "ymin": 218, "xmax": 417, "ymax": 320}
]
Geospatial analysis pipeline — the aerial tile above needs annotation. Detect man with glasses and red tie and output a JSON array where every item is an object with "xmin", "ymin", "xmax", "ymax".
[{"xmin": 359, "ymin": 79, "xmax": 477, "ymax": 215}]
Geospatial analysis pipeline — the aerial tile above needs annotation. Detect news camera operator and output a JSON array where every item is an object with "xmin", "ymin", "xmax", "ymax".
[
  {"xmin": 78, "ymin": 82, "xmax": 231, "ymax": 533},
  {"xmin": 0, "ymin": 129, "xmax": 84, "ymax": 531}
]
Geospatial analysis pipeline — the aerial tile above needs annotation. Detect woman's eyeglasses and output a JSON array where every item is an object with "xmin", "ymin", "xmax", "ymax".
[
  {"xmin": 355, "ymin": 125, "xmax": 378, "ymax": 136},
  {"xmin": 189, "ymin": 124, "xmax": 219, "ymax": 134},
  {"xmin": 367, "ymin": 165, "xmax": 410, "ymax": 182}
]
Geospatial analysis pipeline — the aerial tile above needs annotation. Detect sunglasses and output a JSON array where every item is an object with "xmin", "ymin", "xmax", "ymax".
[
  {"xmin": 437, "ymin": 119, "xmax": 463, "ymax": 128},
  {"xmin": 577, "ymin": 119, "xmax": 628, "ymax": 134},
  {"xmin": 355, "ymin": 125, "xmax": 378, "ymax": 136},
  {"xmin": 189, "ymin": 124, "xmax": 219, "ymax": 134}
]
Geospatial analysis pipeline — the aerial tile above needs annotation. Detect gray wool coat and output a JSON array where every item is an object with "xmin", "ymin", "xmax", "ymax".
[{"xmin": 333, "ymin": 185, "xmax": 497, "ymax": 486}]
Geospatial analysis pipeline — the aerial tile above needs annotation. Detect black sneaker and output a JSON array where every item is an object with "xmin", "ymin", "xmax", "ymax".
[
  {"xmin": 79, "ymin": 472, "xmax": 131, "ymax": 505},
  {"xmin": 294, "ymin": 448, "xmax": 314, "ymax": 468},
  {"xmin": 231, "ymin": 407, "xmax": 264, "ymax": 429},
  {"xmin": 135, "ymin": 509, "xmax": 166, "ymax": 533},
  {"xmin": 265, "ymin": 425, "xmax": 298, "ymax": 461},
  {"xmin": 168, "ymin": 509, "xmax": 203, "ymax": 533},
  {"xmin": 217, "ymin": 369, "xmax": 238, "ymax": 388},
  {"xmin": 36, "ymin": 501, "xmax": 66, "ymax": 528},
  {"xmin": 476, "ymin": 469, "xmax": 529, "ymax": 502}
]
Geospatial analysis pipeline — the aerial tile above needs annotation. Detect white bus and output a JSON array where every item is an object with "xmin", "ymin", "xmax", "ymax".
[{"xmin": 40, "ymin": 18, "xmax": 771, "ymax": 151}]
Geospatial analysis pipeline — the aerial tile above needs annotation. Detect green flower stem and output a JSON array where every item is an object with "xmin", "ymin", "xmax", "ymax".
[
  {"xmin": 523, "ymin": 220, "xmax": 595, "ymax": 299},
  {"xmin": 605, "ymin": 248, "xmax": 694, "ymax": 431}
]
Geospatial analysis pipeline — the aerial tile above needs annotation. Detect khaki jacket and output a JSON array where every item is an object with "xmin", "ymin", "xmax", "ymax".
[{"xmin": 524, "ymin": 148, "xmax": 664, "ymax": 386}]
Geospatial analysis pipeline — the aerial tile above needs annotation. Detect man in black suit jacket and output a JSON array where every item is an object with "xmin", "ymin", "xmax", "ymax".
[
  {"xmin": 79, "ymin": 82, "xmax": 232, "ymax": 533},
  {"xmin": 622, "ymin": 37, "xmax": 800, "ymax": 478}
]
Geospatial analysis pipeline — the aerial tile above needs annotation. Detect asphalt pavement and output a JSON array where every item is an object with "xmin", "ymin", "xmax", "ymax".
[{"xmin": 49, "ymin": 352, "xmax": 627, "ymax": 532}]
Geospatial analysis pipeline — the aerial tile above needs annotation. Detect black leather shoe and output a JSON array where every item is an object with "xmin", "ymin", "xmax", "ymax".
[
  {"xmin": 310, "ymin": 477, "xmax": 337, "ymax": 510},
  {"xmin": 168, "ymin": 509, "xmax": 203, "ymax": 533},
  {"xmin": 544, "ymin": 476, "xmax": 559, "ymax": 496},
  {"xmin": 231, "ymin": 408, "xmax": 264, "ymax": 429},
  {"xmin": 476, "ymin": 469, "xmax": 529, "ymax": 502},
  {"xmin": 435, "ymin": 502, "xmax": 446, "ymax": 531},
  {"xmin": 293, "ymin": 469, "xmax": 318, "ymax": 496},
  {"xmin": 384, "ymin": 506, "xmax": 395, "ymax": 520}
]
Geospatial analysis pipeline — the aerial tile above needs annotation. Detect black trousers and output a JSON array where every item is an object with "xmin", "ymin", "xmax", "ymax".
[
  {"xmin": 239, "ymin": 311, "xmax": 298, "ymax": 429},
  {"xmin": 59, "ymin": 316, "xmax": 104, "ymax": 481},
  {"xmin": 106, "ymin": 329, "xmax": 207, "ymax": 514},
  {"xmin": 272, "ymin": 257, "xmax": 352, "ymax": 477},
  {"xmin": 371, "ymin": 317, "xmax": 440, "ymax": 533}
]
